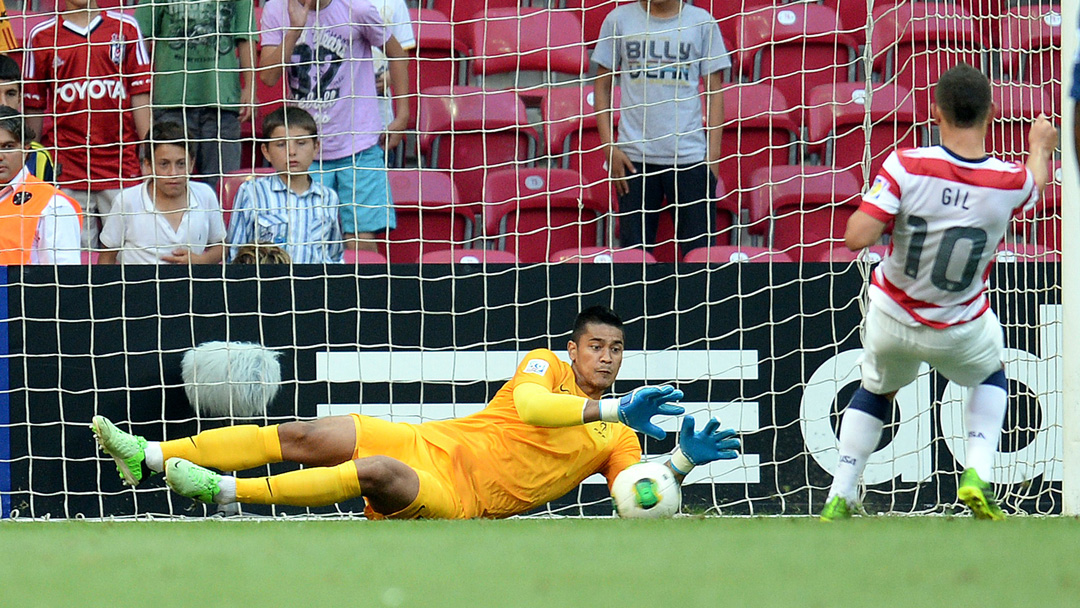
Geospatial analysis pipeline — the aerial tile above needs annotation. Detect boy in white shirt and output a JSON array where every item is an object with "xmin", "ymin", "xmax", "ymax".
[{"xmin": 98, "ymin": 121, "xmax": 226, "ymax": 265}]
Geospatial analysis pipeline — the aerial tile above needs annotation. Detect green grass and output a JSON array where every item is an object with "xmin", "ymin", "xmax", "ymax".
[{"xmin": 2, "ymin": 517, "xmax": 1079, "ymax": 607}]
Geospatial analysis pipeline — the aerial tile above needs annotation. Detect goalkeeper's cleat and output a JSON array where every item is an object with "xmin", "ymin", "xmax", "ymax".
[
  {"xmin": 91, "ymin": 415, "xmax": 148, "ymax": 486},
  {"xmin": 820, "ymin": 495, "xmax": 855, "ymax": 522},
  {"xmin": 957, "ymin": 468, "xmax": 1006, "ymax": 521},
  {"xmin": 165, "ymin": 458, "xmax": 222, "ymax": 504}
]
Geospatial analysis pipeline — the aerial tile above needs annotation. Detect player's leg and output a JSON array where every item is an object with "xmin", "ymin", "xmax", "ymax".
[
  {"xmin": 928, "ymin": 311, "xmax": 1007, "ymax": 520},
  {"xmin": 823, "ymin": 304, "xmax": 920, "ymax": 520}
]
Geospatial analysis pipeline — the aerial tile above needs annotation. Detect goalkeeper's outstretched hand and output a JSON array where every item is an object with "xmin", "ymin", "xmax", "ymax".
[
  {"xmin": 602, "ymin": 385, "xmax": 685, "ymax": 440},
  {"xmin": 671, "ymin": 417, "xmax": 741, "ymax": 474}
]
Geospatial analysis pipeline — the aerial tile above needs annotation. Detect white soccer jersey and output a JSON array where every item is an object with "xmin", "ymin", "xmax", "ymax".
[{"xmin": 860, "ymin": 146, "xmax": 1038, "ymax": 328}]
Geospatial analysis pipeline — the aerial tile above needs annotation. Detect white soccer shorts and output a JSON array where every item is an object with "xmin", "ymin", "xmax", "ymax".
[{"xmin": 859, "ymin": 302, "xmax": 1004, "ymax": 394}]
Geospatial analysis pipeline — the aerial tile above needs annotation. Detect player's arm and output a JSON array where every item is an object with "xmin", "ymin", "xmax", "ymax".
[
  {"xmin": 132, "ymin": 93, "xmax": 152, "ymax": 140},
  {"xmin": 594, "ymin": 67, "xmax": 635, "ymax": 196},
  {"xmin": 703, "ymin": 69, "xmax": 724, "ymax": 179},
  {"xmin": 514, "ymin": 381, "xmax": 684, "ymax": 439},
  {"xmin": 844, "ymin": 211, "xmax": 887, "ymax": 251},
  {"xmin": 665, "ymin": 416, "xmax": 741, "ymax": 483},
  {"xmin": 380, "ymin": 35, "xmax": 409, "ymax": 150},
  {"xmin": 1026, "ymin": 113, "xmax": 1058, "ymax": 195}
]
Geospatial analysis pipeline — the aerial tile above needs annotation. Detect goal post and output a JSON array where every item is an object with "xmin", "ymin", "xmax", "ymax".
[{"xmin": 1059, "ymin": 0, "xmax": 1078, "ymax": 516}]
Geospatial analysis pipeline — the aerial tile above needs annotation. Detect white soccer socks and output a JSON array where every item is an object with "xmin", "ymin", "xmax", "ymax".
[{"xmin": 964, "ymin": 372, "xmax": 1008, "ymax": 483}]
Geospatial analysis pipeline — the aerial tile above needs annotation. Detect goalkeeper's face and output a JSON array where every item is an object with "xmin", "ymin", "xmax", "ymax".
[{"xmin": 568, "ymin": 322, "xmax": 624, "ymax": 396}]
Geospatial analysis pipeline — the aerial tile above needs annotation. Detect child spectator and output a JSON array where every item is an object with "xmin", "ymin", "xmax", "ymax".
[
  {"xmin": 369, "ymin": 0, "xmax": 414, "ymax": 166},
  {"xmin": 226, "ymin": 106, "xmax": 343, "ymax": 264},
  {"xmin": 231, "ymin": 243, "xmax": 292, "ymax": 264},
  {"xmin": 98, "ymin": 121, "xmax": 226, "ymax": 265},
  {"xmin": 135, "ymin": 0, "xmax": 257, "ymax": 189},
  {"xmin": 259, "ymin": 0, "xmax": 408, "ymax": 252},
  {"xmin": 0, "ymin": 55, "xmax": 55, "ymax": 182},
  {"xmin": 23, "ymin": 0, "xmax": 152, "ymax": 250},
  {"xmin": 0, "ymin": 106, "xmax": 81, "ymax": 264},
  {"xmin": 592, "ymin": 0, "xmax": 728, "ymax": 257}
]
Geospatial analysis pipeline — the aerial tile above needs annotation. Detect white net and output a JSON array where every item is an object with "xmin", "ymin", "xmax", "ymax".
[{"xmin": 0, "ymin": 0, "xmax": 1066, "ymax": 518}]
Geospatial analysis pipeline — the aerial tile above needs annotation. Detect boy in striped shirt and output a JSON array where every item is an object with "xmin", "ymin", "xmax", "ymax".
[{"xmin": 226, "ymin": 107, "xmax": 343, "ymax": 264}]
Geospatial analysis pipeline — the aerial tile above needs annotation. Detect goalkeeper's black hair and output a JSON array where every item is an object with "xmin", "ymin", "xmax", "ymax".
[
  {"xmin": 935, "ymin": 63, "xmax": 992, "ymax": 129},
  {"xmin": 0, "ymin": 55, "xmax": 20, "ymax": 84},
  {"xmin": 0, "ymin": 105, "xmax": 33, "ymax": 144},
  {"xmin": 572, "ymin": 306, "xmax": 623, "ymax": 341}
]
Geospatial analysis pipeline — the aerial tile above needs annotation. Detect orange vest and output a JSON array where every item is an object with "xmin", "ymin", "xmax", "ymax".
[{"xmin": 0, "ymin": 174, "xmax": 82, "ymax": 265}]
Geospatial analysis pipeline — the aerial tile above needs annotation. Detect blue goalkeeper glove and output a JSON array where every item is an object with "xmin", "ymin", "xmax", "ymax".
[
  {"xmin": 599, "ymin": 385, "xmax": 685, "ymax": 440},
  {"xmin": 670, "ymin": 416, "xmax": 741, "ymax": 475}
]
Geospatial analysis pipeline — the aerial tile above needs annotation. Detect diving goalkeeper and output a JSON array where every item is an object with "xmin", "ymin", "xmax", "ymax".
[{"xmin": 92, "ymin": 306, "xmax": 741, "ymax": 519}]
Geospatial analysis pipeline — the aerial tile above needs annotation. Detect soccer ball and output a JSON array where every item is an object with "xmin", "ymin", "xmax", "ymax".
[{"xmin": 611, "ymin": 461, "xmax": 682, "ymax": 518}]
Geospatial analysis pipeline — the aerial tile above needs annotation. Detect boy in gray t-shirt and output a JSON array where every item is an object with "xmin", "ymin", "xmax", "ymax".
[{"xmin": 593, "ymin": 0, "xmax": 729, "ymax": 257}]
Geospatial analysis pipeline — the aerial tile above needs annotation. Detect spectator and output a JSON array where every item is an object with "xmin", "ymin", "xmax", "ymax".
[
  {"xmin": 592, "ymin": 0, "xmax": 728, "ymax": 256},
  {"xmin": 135, "ymin": 0, "xmax": 257, "ymax": 190},
  {"xmin": 226, "ymin": 106, "xmax": 344, "ymax": 264},
  {"xmin": 259, "ymin": 0, "xmax": 409, "ymax": 253},
  {"xmin": 369, "ymin": 0, "xmax": 415, "ymax": 167},
  {"xmin": 98, "ymin": 121, "xmax": 226, "ymax": 265},
  {"xmin": 23, "ymin": 0, "xmax": 152, "ymax": 251},
  {"xmin": 0, "ymin": 55, "xmax": 55, "ymax": 182},
  {"xmin": 231, "ymin": 243, "xmax": 292, "ymax": 264},
  {"xmin": 0, "ymin": 106, "xmax": 81, "ymax": 264}
]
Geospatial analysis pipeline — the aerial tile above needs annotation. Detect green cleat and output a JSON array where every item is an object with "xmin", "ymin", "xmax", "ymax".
[
  {"xmin": 91, "ymin": 415, "xmax": 148, "ymax": 486},
  {"xmin": 820, "ymin": 495, "xmax": 855, "ymax": 521},
  {"xmin": 957, "ymin": 468, "xmax": 1006, "ymax": 521},
  {"xmin": 165, "ymin": 458, "xmax": 222, "ymax": 504}
]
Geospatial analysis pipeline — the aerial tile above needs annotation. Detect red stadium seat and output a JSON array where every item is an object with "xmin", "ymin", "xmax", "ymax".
[
  {"xmin": 735, "ymin": 3, "xmax": 859, "ymax": 117},
  {"xmin": 747, "ymin": 165, "xmax": 862, "ymax": 261},
  {"xmin": 682, "ymin": 245, "xmax": 794, "ymax": 264},
  {"xmin": 691, "ymin": 0, "xmax": 774, "ymax": 47},
  {"xmin": 1000, "ymin": 6, "xmax": 1062, "ymax": 113},
  {"xmin": 382, "ymin": 169, "xmax": 474, "ymax": 263},
  {"xmin": 716, "ymin": 83, "xmax": 800, "ymax": 218},
  {"xmin": 218, "ymin": 168, "xmax": 276, "ymax": 228},
  {"xmin": 1013, "ymin": 162, "xmax": 1060, "ymax": 250},
  {"xmin": 417, "ymin": 86, "xmax": 539, "ymax": 206},
  {"xmin": 564, "ymin": 0, "xmax": 635, "ymax": 47},
  {"xmin": 430, "ymin": 0, "xmax": 517, "ymax": 26},
  {"xmin": 649, "ymin": 177, "xmax": 734, "ymax": 262},
  {"xmin": 871, "ymin": 3, "xmax": 984, "ymax": 107},
  {"xmin": 343, "ymin": 249, "xmax": 389, "ymax": 265},
  {"xmin": 549, "ymin": 246, "xmax": 658, "ymax": 264},
  {"xmin": 987, "ymin": 81, "xmax": 1052, "ymax": 165},
  {"xmin": 482, "ymin": 168, "xmax": 610, "ymax": 263},
  {"xmin": 408, "ymin": 9, "xmax": 468, "ymax": 132},
  {"xmin": 419, "ymin": 249, "xmax": 519, "ymax": 264},
  {"xmin": 812, "ymin": 244, "xmax": 889, "ymax": 263},
  {"xmin": 806, "ymin": 82, "xmax": 926, "ymax": 180},
  {"xmin": 541, "ymin": 85, "xmax": 620, "ymax": 191},
  {"xmin": 465, "ymin": 8, "xmax": 588, "ymax": 103}
]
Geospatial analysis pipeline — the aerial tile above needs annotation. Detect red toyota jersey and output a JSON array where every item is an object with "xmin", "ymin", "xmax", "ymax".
[{"xmin": 23, "ymin": 11, "xmax": 151, "ymax": 192}]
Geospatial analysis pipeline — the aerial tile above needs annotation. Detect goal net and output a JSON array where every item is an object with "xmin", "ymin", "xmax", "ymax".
[{"xmin": 0, "ymin": 0, "xmax": 1069, "ymax": 518}]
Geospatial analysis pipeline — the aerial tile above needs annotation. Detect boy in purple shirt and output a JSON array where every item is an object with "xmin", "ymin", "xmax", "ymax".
[{"xmin": 260, "ymin": 0, "xmax": 409, "ymax": 252}]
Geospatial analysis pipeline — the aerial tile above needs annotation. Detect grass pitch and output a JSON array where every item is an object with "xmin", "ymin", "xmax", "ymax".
[{"xmin": 3, "ymin": 516, "xmax": 1078, "ymax": 607}]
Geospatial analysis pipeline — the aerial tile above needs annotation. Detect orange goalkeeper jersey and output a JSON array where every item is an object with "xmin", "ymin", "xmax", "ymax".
[{"xmin": 415, "ymin": 348, "xmax": 642, "ymax": 518}]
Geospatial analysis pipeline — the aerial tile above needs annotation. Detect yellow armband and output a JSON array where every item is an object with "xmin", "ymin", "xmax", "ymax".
[{"xmin": 512, "ymin": 382, "xmax": 590, "ymax": 427}]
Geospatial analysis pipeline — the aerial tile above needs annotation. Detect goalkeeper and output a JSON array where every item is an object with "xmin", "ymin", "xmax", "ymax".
[{"xmin": 92, "ymin": 306, "xmax": 741, "ymax": 519}]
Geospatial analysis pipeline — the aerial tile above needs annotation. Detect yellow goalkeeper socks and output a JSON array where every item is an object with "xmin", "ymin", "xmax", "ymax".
[
  {"xmin": 235, "ymin": 461, "xmax": 362, "ymax": 507},
  {"xmin": 160, "ymin": 425, "xmax": 284, "ymax": 472}
]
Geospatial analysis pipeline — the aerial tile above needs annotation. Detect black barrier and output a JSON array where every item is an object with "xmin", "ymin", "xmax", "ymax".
[{"xmin": 0, "ymin": 262, "xmax": 1062, "ymax": 518}]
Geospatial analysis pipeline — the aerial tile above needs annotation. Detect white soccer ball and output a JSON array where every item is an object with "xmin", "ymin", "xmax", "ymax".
[{"xmin": 611, "ymin": 461, "xmax": 682, "ymax": 519}]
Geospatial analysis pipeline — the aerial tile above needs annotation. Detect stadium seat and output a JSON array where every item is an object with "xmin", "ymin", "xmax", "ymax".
[
  {"xmin": 408, "ymin": 9, "xmax": 468, "ymax": 132},
  {"xmin": 1014, "ymin": 162, "xmax": 1061, "ymax": 250},
  {"xmin": 649, "ymin": 177, "xmax": 735, "ymax": 263},
  {"xmin": 343, "ymin": 249, "xmax": 389, "ymax": 265},
  {"xmin": 996, "ymin": 242, "xmax": 1060, "ymax": 263},
  {"xmin": 419, "ymin": 249, "xmax": 519, "ymax": 264},
  {"xmin": 1000, "ymin": 6, "xmax": 1062, "ymax": 113},
  {"xmin": 987, "ymin": 81, "xmax": 1052, "ymax": 165},
  {"xmin": 806, "ymin": 82, "xmax": 926, "ymax": 180},
  {"xmin": 482, "ymin": 168, "xmax": 610, "ymax": 263},
  {"xmin": 549, "ymin": 246, "xmax": 658, "ymax": 264},
  {"xmin": 690, "ymin": 0, "xmax": 774, "ymax": 47},
  {"xmin": 430, "ymin": 0, "xmax": 517, "ymax": 26},
  {"xmin": 564, "ymin": 0, "xmax": 635, "ymax": 47},
  {"xmin": 382, "ymin": 169, "xmax": 474, "ymax": 263},
  {"xmin": 218, "ymin": 168, "xmax": 276, "ymax": 228},
  {"xmin": 465, "ymin": 8, "xmax": 588, "ymax": 103},
  {"xmin": 871, "ymin": 2, "xmax": 985, "ymax": 106},
  {"xmin": 735, "ymin": 3, "xmax": 859, "ymax": 117},
  {"xmin": 417, "ymin": 86, "xmax": 539, "ymax": 206},
  {"xmin": 716, "ymin": 83, "xmax": 800, "ymax": 218},
  {"xmin": 747, "ymin": 165, "xmax": 862, "ymax": 262},
  {"xmin": 811, "ymin": 244, "xmax": 889, "ymax": 263},
  {"xmin": 541, "ymin": 85, "xmax": 620, "ymax": 190},
  {"xmin": 681, "ymin": 245, "xmax": 794, "ymax": 264}
]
